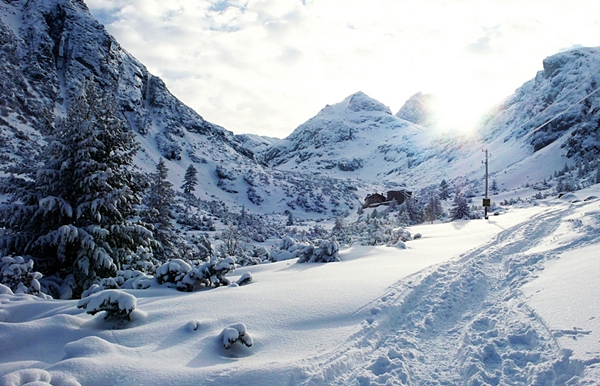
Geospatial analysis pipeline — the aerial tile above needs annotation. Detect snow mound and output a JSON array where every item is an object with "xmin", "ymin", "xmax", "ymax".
[{"xmin": 0, "ymin": 368, "xmax": 81, "ymax": 386}]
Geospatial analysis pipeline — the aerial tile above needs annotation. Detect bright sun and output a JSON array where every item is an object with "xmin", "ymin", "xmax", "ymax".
[{"xmin": 429, "ymin": 92, "xmax": 491, "ymax": 136}]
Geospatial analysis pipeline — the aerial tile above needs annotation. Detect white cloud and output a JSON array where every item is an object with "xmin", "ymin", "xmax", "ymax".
[{"xmin": 86, "ymin": 0, "xmax": 600, "ymax": 137}]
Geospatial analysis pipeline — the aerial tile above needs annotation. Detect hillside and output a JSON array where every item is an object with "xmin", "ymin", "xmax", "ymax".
[
  {"xmin": 1, "ymin": 187, "xmax": 599, "ymax": 384},
  {"xmin": 262, "ymin": 91, "xmax": 436, "ymax": 181},
  {"xmin": 2, "ymin": 0, "xmax": 600, "ymax": 384},
  {"xmin": 0, "ymin": 0, "xmax": 362, "ymax": 218},
  {"xmin": 262, "ymin": 48, "xmax": 600, "ymax": 196}
]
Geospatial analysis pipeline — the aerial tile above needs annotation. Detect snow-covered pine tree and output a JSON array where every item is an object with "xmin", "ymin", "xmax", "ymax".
[
  {"xmin": 450, "ymin": 189, "xmax": 471, "ymax": 220},
  {"xmin": 284, "ymin": 210, "xmax": 294, "ymax": 226},
  {"xmin": 423, "ymin": 193, "xmax": 442, "ymax": 224},
  {"xmin": 397, "ymin": 197, "xmax": 423, "ymax": 225},
  {"xmin": 439, "ymin": 179, "xmax": 451, "ymax": 200},
  {"xmin": 181, "ymin": 164, "xmax": 198, "ymax": 195},
  {"xmin": 0, "ymin": 83, "xmax": 153, "ymax": 298},
  {"xmin": 142, "ymin": 158, "xmax": 177, "ymax": 261},
  {"xmin": 490, "ymin": 178, "xmax": 499, "ymax": 194}
]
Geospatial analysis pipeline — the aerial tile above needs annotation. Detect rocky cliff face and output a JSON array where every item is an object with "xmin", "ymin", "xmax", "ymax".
[
  {"xmin": 395, "ymin": 92, "xmax": 436, "ymax": 127},
  {"xmin": 480, "ymin": 47, "xmax": 600, "ymax": 159},
  {"xmin": 0, "ymin": 0, "xmax": 364, "ymax": 217},
  {"xmin": 2, "ymin": 0, "xmax": 600, "ymax": 211},
  {"xmin": 0, "ymin": 0, "xmax": 255, "ymax": 166},
  {"xmin": 262, "ymin": 91, "xmax": 430, "ymax": 176}
]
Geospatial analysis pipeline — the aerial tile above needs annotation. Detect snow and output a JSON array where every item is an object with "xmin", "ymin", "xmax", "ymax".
[{"xmin": 2, "ymin": 187, "xmax": 600, "ymax": 384}]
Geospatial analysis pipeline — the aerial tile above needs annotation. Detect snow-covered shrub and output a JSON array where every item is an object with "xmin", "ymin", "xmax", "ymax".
[
  {"xmin": 395, "ymin": 241, "xmax": 407, "ymax": 249},
  {"xmin": 77, "ymin": 289, "xmax": 137, "ymax": 321},
  {"xmin": 391, "ymin": 229, "xmax": 412, "ymax": 244},
  {"xmin": 236, "ymin": 272, "xmax": 253, "ymax": 286},
  {"xmin": 155, "ymin": 259, "xmax": 192, "ymax": 285},
  {"xmin": 118, "ymin": 270, "xmax": 154, "ymax": 290},
  {"xmin": 123, "ymin": 246, "xmax": 159, "ymax": 275},
  {"xmin": 177, "ymin": 256, "xmax": 236, "ymax": 291},
  {"xmin": 297, "ymin": 239, "xmax": 340, "ymax": 263},
  {"xmin": 81, "ymin": 277, "xmax": 121, "ymax": 298},
  {"xmin": 281, "ymin": 236, "xmax": 296, "ymax": 251},
  {"xmin": 252, "ymin": 246, "xmax": 270, "ymax": 261},
  {"xmin": 413, "ymin": 233, "xmax": 422, "ymax": 240},
  {"xmin": 220, "ymin": 323, "xmax": 253, "ymax": 349},
  {"xmin": 238, "ymin": 246, "xmax": 270, "ymax": 266},
  {"xmin": 0, "ymin": 256, "xmax": 43, "ymax": 295},
  {"xmin": 237, "ymin": 251, "xmax": 260, "ymax": 267}
]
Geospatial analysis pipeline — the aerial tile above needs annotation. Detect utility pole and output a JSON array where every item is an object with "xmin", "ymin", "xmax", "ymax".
[{"xmin": 482, "ymin": 149, "xmax": 490, "ymax": 220}]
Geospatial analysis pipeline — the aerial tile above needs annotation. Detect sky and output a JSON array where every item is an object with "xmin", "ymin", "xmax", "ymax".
[{"xmin": 85, "ymin": 0, "xmax": 600, "ymax": 138}]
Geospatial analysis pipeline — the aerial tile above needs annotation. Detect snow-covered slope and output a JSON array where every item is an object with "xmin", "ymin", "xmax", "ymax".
[
  {"xmin": 263, "ymin": 91, "xmax": 436, "ymax": 182},
  {"xmin": 2, "ymin": 186, "xmax": 599, "ymax": 385},
  {"xmin": 0, "ymin": 0, "xmax": 361, "ymax": 218},
  {"xmin": 263, "ymin": 48, "xmax": 600, "ymax": 195},
  {"xmin": 395, "ymin": 91, "xmax": 436, "ymax": 127}
]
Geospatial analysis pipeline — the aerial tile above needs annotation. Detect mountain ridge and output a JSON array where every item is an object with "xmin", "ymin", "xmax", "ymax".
[{"xmin": 2, "ymin": 0, "xmax": 600, "ymax": 218}]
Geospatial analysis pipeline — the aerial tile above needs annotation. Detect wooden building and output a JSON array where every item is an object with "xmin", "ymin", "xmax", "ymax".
[
  {"xmin": 363, "ymin": 189, "xmax": 412, "ymax": 208},
  {"xmin": 363, "ymin": 193, "xmax": 387, "ymax": 208}
]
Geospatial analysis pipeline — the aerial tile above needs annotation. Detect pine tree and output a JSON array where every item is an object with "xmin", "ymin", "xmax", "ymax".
[
  {"xmin": 181, "ymin": 164, "xmax": 198, "ymax": 195},
  {"xmin": 439, "ymin": 179, "xmax": 451, "ymax": 200},
  {"xmin": 490, "ymin": 179, "xmax": 499, "ymax": 193},
  {"xmin": 450, "ymin": 189, "xmax": 471, "ymax": 220},
  {"xmin": 0, "ymin": 83, "xmax": 153, "ymax": 298},
  {"xmin": 423, "ymin": 193, "xmax": 442, "ymax": 224},
  {"xmin": 405, "ymin": 197, "xmax": 423, "ymax": 224},
  {"xmin": 142, "ymin": 158, "xmax": 177, "ymax": 261},
  {"xmin": 284, "ymin": 210, "xmax": 294, "ymax": 226}
]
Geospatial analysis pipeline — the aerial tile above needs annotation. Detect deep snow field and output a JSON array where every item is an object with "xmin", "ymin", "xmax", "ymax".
[{"xmin": 1, "ymin": 186, "xmax": 600, "ymax": 385}]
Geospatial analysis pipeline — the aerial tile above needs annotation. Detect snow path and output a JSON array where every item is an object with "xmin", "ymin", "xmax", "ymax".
[{"xmin": 299, "ymin": 202, "xmax": 600, "ymax": 385}]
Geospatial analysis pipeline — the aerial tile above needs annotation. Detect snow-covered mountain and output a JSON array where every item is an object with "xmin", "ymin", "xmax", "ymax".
[
  {"xmin": 2, "ymin": 0, "xmax": 600, "ymax": 217},
  {"xmin": 262, "ymin": 91, "xmax": 436, "ymax": 182},
  {"xmin": 395, "ymin": 91, "xmax": 436, "ymax": 127},
  {"xmin": 263, "ymin": 48, "xmax": 600, "ymax": 195},
  {"xmin": 0, "ymin": 0, "xmax": 361, "ymax": 218}
]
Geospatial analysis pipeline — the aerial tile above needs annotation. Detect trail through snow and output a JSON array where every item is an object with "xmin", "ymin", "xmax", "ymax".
[
  {"xmin": 2, "ymin": 195, "xmax": 600, "ymax": 385},
  {"xmin": 299, "ymin": 199, "xmax": 600, "ymax": 385}
]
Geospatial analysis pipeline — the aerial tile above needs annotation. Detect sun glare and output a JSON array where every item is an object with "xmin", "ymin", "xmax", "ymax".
[{"xmin": 428, "ymin": 92, "xmax": 491, "ymax": 136}]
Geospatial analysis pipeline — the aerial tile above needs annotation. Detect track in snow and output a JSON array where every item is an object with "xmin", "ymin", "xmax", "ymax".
[{"xmin": 298, "ymin": 203, "xmax": 600, "ymax": 385}]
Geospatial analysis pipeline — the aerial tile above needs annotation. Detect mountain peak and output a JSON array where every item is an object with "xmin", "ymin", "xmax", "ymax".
[
  {"xmin": 395, "ymin": 92, "xmax": 436, "ymax": 127},
  {"xmin": 542, "ymin": 47, "xmax": 599, "ymax": 78},
  {"xmin": 344, "ymin": 91, "xmax": 392, "ymax": 114}
]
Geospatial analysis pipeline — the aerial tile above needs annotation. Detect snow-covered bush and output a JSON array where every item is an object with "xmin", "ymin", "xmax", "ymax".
[
  {"xmin": 155, "ymin": 259, "xmax": 192, "ymax": 285},
  {"xmin": 178, "ymin": 256, "xmax": 236, "ymax": 291},
  {"xmin": 77, "ymin": 289, "xmax": 137, "ymax": 321},
  {"xmin": 237, "ymin": 251, "xmax": 261, "ymax": 267},
  {"xmin": 0, "ymin": 256, "xmax": 43, "ymax": 295},
  {"xmin": 81, "ymin": 277, "xmax": 120, "ymax": 298},
  {"xmin": 178, "ymin": 233, "xmax": 214, "ymax": 263},
  {"xmin": 123, "ymin": 246, "xmax": 159, "ymax": 275},
  {"xmin": 0, "ymin": 283, "xmax": 14, "ymax": 295},
  {"xmin": 236, "ymin": 272, "xmax": 253, "ymax": 286},
  {"xmin": 117, "ymin": 270, "xmax": 154, "ymax": 290},
  {"xmin": 297, "ymin": 239, "xmax": 340, "ymax": 263},
  {"xmin": 267, "ymin": 236, "xmax": 302, "ymax": 262},
  {"xmin": 238, "ymin": 246, "xmax": 270, "ymax": 266},
  {"xmin": 220, "ymin": 323, "xmax": 253, "ymax": 349}
]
